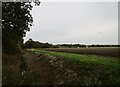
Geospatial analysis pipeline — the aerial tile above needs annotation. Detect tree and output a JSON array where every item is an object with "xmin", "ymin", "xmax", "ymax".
[
  {"xmin": 2, "ymin": 1, "xmax": 40, "ymax": 54},
  {"xmin": 43, "ymin": 42, "xmax": 52, "ymax": 48},
  {"xmin": 24, "ymin": 38, "xmax": 34, "ymax": 48}
]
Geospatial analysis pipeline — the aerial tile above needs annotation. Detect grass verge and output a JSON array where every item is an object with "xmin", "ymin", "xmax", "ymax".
[
  {"xmin": 28, "ymin": 49, "xmax": 120, "ymax": 85},
  {"xmin": 28, "ymin": 49, "xmax": 120, "ymax": 69}
]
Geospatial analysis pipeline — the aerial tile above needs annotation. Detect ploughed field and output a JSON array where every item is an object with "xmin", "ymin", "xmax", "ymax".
[{"xmin": 42, "ymin": 47, "xmax": 119, "ymax": 58}]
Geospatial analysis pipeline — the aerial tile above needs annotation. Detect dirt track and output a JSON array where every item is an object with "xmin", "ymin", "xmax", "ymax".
[
  {"xmin": 19, "ymin": 50, "xmax": 120, "ymax": 86},
  {"xmin": 22, "ymin": 51, "xmax": 81, "ymax": 85},
  {"xmin": 22, "ymin": 51, "xmax": 56, "ymax": 85}
]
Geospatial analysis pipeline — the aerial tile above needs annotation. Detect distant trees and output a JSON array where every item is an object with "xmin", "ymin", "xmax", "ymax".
[
  {"xmin": 2, "ymin": 1, "xmax": 40, "ymax": 54},
  {"xmin": 24, "ymin": 39, "xmax": 120, "ymax": 49},
  {"xmin": 88, "ymin": 44, "xmax": 120, "ymax": 47},
  {"xmin": 24, "ymin": 39, "xmax": 58, "ymax": 48},
  {"xmin": 24, "ymin": 39, "xmax": 34, "ymax": 48},
  {"xmin": 59, "ymin": 44, "xmax": 86, "ymax": 48},
  {"xmin": 57, "ymin": 44, "xmax": 120, "ymax": 48}
]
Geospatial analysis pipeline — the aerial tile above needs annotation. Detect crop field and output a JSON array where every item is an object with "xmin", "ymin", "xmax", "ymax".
[
  {"xmin": 26, "ymin": 49, "xmax": 120, "ymax": 85},
  {"xmin": 30, "ymin": 49, "xmax": 120, "ymax": 68},
  {"xmin": 42, "ymin": 47, "xmax": 119, "ymax": 58}
]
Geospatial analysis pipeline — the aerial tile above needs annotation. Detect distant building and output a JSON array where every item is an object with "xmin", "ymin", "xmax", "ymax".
[{"xmin": 86, "ymin": 45, "xmax": 88, "ymax": 48}]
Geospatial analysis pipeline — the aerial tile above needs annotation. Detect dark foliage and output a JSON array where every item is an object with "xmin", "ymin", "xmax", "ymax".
[
  {"xmin": 25, "ymin": 39, "xmax": 120, "ymax": 49},
  {"xmin": 24, "ymin": 38, "xmax": 58, "ymax": 48},
  {"xmin": 2, "ymin": 2, "xmax": 40, "ymax": 54},
  {"xmin": 88, "ymin": 44, "xmax": 120, "ymax": 47},
  {"xmin": 59, "ymin": 44, "xmax": 120, "ymax": 48}
]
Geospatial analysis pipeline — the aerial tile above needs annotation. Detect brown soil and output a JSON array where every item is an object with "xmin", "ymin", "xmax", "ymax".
[
  {"xmin": 22, "ymin": 50, "xmax": 118, "ymax": 86},
  {"xmin": 22, "ymin": 51, "xmax": 57, "ymax": 85},
  {"xmin": 2, "ymin": 50, "xmax": 120, "ymax": 86},
  {"xmin": 21, "ymin": 51, "xmax": 89, "ymax": 85},
  {"xmin": 43, "ymin": 48, "xmax": 119, "ymax": 58}
]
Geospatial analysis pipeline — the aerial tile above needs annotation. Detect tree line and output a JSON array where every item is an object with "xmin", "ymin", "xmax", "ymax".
[
  {"xmin": 23, "ymin": 39, "xmax": 59, "ymax": 48},
  {"xmin": 24, "ymin": 39, "xmax": 120, "ymax": 48},
  {"xmin": 2, "ymin": 1, "xmax": 119, "ymax": 54},
  {"xmin": 59, "ymin": 44, "xmax": 120, "ymax": 48}
]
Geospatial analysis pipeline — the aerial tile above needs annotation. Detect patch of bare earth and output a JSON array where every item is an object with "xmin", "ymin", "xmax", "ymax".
[
  {"xmin": 22, "ymin": 51, "xmax": 85, "ymax": 85},
  {"xmin": 22, "ymin": 51, "xmax": 56, "ymax": 85}
]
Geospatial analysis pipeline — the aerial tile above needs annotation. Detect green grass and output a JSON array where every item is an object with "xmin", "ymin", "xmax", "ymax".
[
  {"xmin": 28, "ymin": 49, "xmax": 120, "ymax": 85},
  {"xmin": 28, "ymin": 49, "xmax": 120, "ymax": 70}
]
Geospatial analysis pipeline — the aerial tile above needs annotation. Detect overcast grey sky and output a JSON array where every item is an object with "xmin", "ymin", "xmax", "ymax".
[{"xmin": 24, "ymin": 2, "xmax": 118, "ymax": 45}]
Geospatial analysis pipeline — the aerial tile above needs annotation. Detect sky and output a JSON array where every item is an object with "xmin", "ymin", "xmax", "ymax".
[{"xmin": 24, "ymin": 1, "xmax": 118, "ymax": 45}]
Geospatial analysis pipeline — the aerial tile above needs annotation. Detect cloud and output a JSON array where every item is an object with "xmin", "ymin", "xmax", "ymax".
[{"xmin": 24, "ymin": 2, "xmax": 118, "ymax": 45}]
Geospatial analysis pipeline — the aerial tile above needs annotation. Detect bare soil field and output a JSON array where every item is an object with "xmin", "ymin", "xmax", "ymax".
[{"xmin": 43, "ymin": 47, "xmax": 119, "ymax": 58}]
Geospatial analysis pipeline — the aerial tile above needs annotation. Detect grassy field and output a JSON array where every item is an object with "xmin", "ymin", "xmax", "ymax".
[
  {"xmin": 27, "ymin": 49, "xmax": 120, "ymax": 85},
  {"xmin": 43, "ymin": 47, "xmax": 119, "ymax": 57},
  {"xmin": 29, "ymin": 49, "xmax": 119, "ymax": 69}
]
